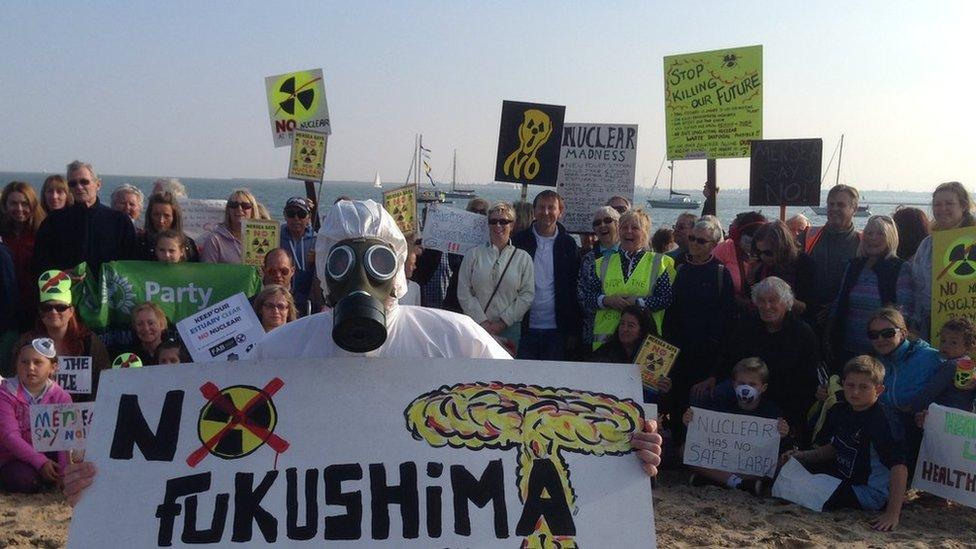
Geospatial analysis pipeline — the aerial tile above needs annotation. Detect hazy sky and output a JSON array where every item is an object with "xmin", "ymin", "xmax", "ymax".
[{"xmin": 0, "ymin": 1, "xmax": 971, "ymax": 191}]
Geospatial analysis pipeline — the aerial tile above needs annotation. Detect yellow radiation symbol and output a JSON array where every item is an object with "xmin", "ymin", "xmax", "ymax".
[
  {"xmin": 271, "ymin": 71, "xmax": 322, "ymax": 122},
  {"xmin": 503, "ymin": 109, "xmax": 553, "ymax": 180},
  {"xmin": 197, "ymin": 384, "xmax": 279, "ymax": 460},
  {"xmin": 941, "ymin": 236, "xmax": 976, "ymax": 280}
]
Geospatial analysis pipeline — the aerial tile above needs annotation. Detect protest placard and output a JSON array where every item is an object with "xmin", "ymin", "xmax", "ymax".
[
  {"xmin": 56, "ymin": 356, "xmax": 92, "ymax": 395},
  {"xmin": 930, "ymin": 226, "xmax": 976, "ymax": 345},
  {"xmin": 288, "ymin": 130, "xmax": 327, "ymax": 182},
  {"xmin": 633, "ymin": 334, "xmax": 679, "ymax": 395},
  {"xmin": 557, "ymin": 123, "xmax": 638, "ymax": 233},
  {"xmin": 683, "ymin": 407, "xmax": 780, "ymax": 477},
  {"xmin": 421, "ymin": 204, "xmax": 487, "ymax": 255},
  {"xmin": 68, "ymin": 357, "xmax": 655, "ymax": 548},
  {"xmin": 77, "ymin": 261, "xmax": 262, "ymax": 330},
  {"xmin": 176, "ymin": 292, "xmax": 264, "ymax": 363},
  {"xmin": 242, "ymin": 219, "xmax": 280, "ymax": 267},
  {"xmin": 178, "ymin": 198, "xmax": 225, "ymax": 244},
  {"xmin": 495, "ymin": 100, "xmax": 566, "ymax": 187},
  {"xmin": 664, "ymin": 45, "xmax": 763, "ymax": 160},
  {"xmin": 772, "ymin": 457, "xmax": 842, "ymax": 511},
  {"xmin": 383, "ymin": 184, "xmax": 417, "ymax": 236},
  {"xmin": 266, "ymin": 68, "xmax": 331, "ymax": 147},
  {"xmin": 30, "ymin": 402, "xmax": 94, "ymax": 452},
  {"xmin": 912, "ymin": 404, "xmax": 976, "ymax": 508},
  {"xmin": 749, "ymin": 139, "xmax": 823, "ymax": 207}
]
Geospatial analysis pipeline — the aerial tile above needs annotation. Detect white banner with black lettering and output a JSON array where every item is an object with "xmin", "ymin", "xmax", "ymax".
[
  {"xmin": 176, "ymin": 292, "xmax": 264, "ymax": 363},
  {"xmin": 912, "ymin": 404, "xmax": 976, "ymax": 508},
  {"xmin": 683, "ymin": 406, "xmax": 780, "ymax": 477}
]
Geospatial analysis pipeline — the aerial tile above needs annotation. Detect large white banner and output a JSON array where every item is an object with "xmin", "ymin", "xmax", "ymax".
[
  {"xmin": 68, "ymin": 358, "xmax": 655, "ymax": 547},
  {"xmin": 683, "ymin": 407, "xmax": 780, "ymax": 477},
  {"xmin": 176, "ymin": 293, "xmax": 264, "ymax": 363},
  {"xmin": 421, "ymin": 204, "xmax": 488, "ymax": 255},
  {"xmin": 556, "ymin": 123, "xmax": 638, "ymax": 233},
  {"xmin": 912, "ymin": 404, "xmax": 976, "ymax": 508}
]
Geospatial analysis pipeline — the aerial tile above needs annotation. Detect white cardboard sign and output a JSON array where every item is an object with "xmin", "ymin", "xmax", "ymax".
[
  {"xmin": 176, "ymin": 292, "xmax": 264, "ymax": 363},
  {"xmin": 912, "ymin": 404, "xmax": 976, "ymax": 508},
  {"xmin": 683, "ymin": 407, "xmax": 780, "ymax": 477},
  {"xmin": 178, "ymin": 198, "xmax": 226, "ymax": 244},
  {"xmin": 56, "ymin": 356, "xmax": 92, "ymax": 395},
  {"xmin": 421, "ymin": 204, "xmax": 488, "ymax": 255},
  {"xmin": 68, "ymin": 357, "xmax": 655, "ymax": 547},
  {"xmin": 30, "ymin": 402, "xmax": 95, "ymax": 452},
  {"xmin": 556, "ymin": 123, "xmax": 638, "ymax": 233},
  {"xmin": 772, "ymin": 457, "xmax": 842, "ymax": 511}
]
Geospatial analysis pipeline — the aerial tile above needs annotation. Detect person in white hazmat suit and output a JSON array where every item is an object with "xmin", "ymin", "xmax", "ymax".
[
  {"xmin": 63, "ymin": 200, "xmax": 661, "ymax": 505},
  {"xmin": 255, "ymin": 199, "xmax": 510, "ymax": 359}
]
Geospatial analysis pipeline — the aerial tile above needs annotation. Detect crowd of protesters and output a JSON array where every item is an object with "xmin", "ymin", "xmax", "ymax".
[{"xmin": 0, "ymin": 160, "xmax": 973, "ymax": 531}]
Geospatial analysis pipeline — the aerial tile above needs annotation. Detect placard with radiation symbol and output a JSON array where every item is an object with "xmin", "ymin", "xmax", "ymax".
[
  {"xmin": 265, "ymin": 68, "xmax": 331, "ymax": 147},
  {"xmin": 288, "ymin": 130, "xmax": 327, "ymax": 182}
]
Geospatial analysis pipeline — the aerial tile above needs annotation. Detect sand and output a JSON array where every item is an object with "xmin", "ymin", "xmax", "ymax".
[{"xmin": 2, "ymin": 472, "xmax": 975, "ymax": 548}]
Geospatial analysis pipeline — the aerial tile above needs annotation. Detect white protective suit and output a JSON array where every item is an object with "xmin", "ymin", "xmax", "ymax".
[{"xmin": 255, "ymin": 199, "xmax": 511, "ymax": 360}]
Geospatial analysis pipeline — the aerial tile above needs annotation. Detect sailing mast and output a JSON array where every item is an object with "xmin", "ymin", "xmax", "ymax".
[
  {"xmin": 452, "ymin": 149, "xmax": 457, "ymax": 191},
  {"xmin": 835, "ymin": 133, "xmax": 844, "ymax": 186}
]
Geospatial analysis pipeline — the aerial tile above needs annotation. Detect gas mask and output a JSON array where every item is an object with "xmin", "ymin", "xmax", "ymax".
[
  {"xmin": 325, "ymin": 238, "xmax": 399, "ymax": 352},
  {"xmin": 735, "ymin": 384, "xmax": 760, "ymax": 406}
]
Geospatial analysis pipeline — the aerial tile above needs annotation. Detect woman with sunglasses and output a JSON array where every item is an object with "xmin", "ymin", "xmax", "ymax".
[
  {"xmin": 457, "ymin": 202, "xmax": 534, "ymax": 353},
  {"xmin": 201, "ymin": 188, "xmax": 264, "ymax": 264},
  {"xmin": 10, "ymin": 271, "xmax": 110, "ymax": 402},
  {"xmin": 749, "ymin": 219, "xmax": 816, "ymax": 317},
  {"xmin": 910, "ymin": 181, "xmax": 975, "ymax": 340},
  {"xmin": 253, "ymin": 285, "xmax": 298, "ymax": 332},
  {"xmin": 827, "ymin": 215, "xmax": 914, "ymax": 372},
  {"xmin": 138, "ymin": 191, "xmax": 199, "ymax": 262},
  {"xmin": 280, "ymin": 197, "xmax": 317, "ymax": 315},
  {"xmin": 0, "ymin": 182, "xmax": 46, "ymax": 331},
  {"xmin": 576, "ymin": 206, "xmax": 621, "ymax": 351}
]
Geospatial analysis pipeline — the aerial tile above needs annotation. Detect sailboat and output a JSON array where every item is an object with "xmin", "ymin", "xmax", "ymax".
[
  {"xmin": 373, "ymin": 172, "xmax": 382, "ymax": 189},
  {"xmin": 809, "ymin": 134, "xmax": 872, "ymax": 218},
  {"xmin": 646, "ymin": 159, "xmax": 702, "ymax": 210},
  {"xmin": 444, "ymin": 149, "xmax": 476, "ymax": 200}
]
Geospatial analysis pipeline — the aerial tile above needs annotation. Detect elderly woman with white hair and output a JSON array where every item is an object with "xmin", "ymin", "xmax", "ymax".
[
  {"xmin": 694, "ymin": 276, "xmax": 820, "ymax": 442},
  {"xmin": 577, "ymin": 205, "xmax": 621, "ymax": 350},
  {"xmin": 662, "ymin": 216, "xmax": 736, "ymax": 441},
  {"xmin": 827, "ymin": 215, "xmax": 914, "ymax": 371},
  {"xmin": 111, "ymin": 184, "xmax": 144, "ymax": 226}
]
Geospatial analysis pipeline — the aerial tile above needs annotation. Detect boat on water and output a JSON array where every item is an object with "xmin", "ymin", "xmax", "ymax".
[
  {"xmin": 646, "ymin": 159, "xmax": 702, "ymax": 210},
  {"xmin": 809, "ymin": 134, "xmax": 872, "ymax": 218},
  {"xmin": 373, "ymin": 172, "xmax": 382, "ymax": 189},
  {"xmin": 405, "ymin": 134, "xmax": 448, "ymax": 204},
  {"xmin": 444, "ymin": 149, "xmax": 476, "ymax": 200}
]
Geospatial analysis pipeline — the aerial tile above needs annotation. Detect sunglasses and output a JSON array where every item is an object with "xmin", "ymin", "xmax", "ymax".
[
  {"xmin": 285, "ymin": 209, "xmax": 308, "ymax": 219},
  {"xmin": 611, "ymin": 206, "xmax": 627, "ymax": 214},
  {"xmin": 262, "ymin": 302, "xmax": 289, "ymax": 312},
  {"xmin": 488, "ymin": 218, "xmax": 513, "ymax": 226},
  {"xmin": 688, "ymin": 236, "xmax": 713, "ymax": 245},
  {"xmin": 592, "ymin": 217, "xmax": 615, "ymax": 228},
  {"xmin": 40, "ymin": 303, "xmax": 71, "ymax": 313},
  {"xmin": 67, "ymin": 178, "xmax": 92, "ymax": 188},
  {"xmin": 227, "ymin": 201, "xmax": 253, "ymax": 210},
  {"xmin": 867, "ymin": 327, "xmax": 898, "ymax": 340}
]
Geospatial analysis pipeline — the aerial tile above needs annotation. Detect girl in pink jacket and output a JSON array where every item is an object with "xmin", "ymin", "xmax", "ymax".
[{"xmin": 0, "ymin": 338, "xmax": 72, "ymax": 492}]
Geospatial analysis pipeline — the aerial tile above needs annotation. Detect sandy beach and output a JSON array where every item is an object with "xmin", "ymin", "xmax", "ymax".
[{"xmin": 4, "ymin": 470, "xmax": 974, "ymax": 548}]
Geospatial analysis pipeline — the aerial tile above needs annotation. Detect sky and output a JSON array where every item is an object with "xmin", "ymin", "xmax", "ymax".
[{"xmin": 0, "ymin": 1, "xmax": 972, "ymax": 191}]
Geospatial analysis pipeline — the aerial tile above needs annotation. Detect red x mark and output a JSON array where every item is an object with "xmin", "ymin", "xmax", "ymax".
[{"xmin": 186, "ymin": 377, "xmax": 290, "ymax": 467}]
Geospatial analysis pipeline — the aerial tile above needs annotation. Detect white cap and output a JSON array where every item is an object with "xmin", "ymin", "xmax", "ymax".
[{"xmin": 316, "ymin": 199, "xmax": 408, "ymax": 298}]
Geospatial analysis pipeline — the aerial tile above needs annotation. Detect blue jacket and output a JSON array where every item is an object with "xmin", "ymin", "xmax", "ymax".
[
  {"xmin": 512, "ymin": 222, "xmax": 580, "ymax": 337},
  {"xmin": 878, "ymin": 339, "xmax": 944, "ymax": 412}
]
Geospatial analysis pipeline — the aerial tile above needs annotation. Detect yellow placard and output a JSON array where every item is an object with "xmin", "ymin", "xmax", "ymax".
[
  {"xmin": 288, "ymin": 130, "xmax": 327, "ymax": 182},
  {"xmin": 664, "ymin": 45, "xmax": 762, "ymax": 160},
  {"xmin": 242, "ymin": 219, "xmax": 280, "ymax": 267},
  {"xmin": 265, "ymin": 68, "xmax": 331, "ymax": 147},
  {"xmin": 931, "ymin": 226, "xmax": 976, "ymax": 346},
  {"xmin": 634, "ymin": 334, "xmax": 680, "ymax": 393},
  {"xmin": 383, "ymin": 185, "xmax": 417, "ymax": 236}
]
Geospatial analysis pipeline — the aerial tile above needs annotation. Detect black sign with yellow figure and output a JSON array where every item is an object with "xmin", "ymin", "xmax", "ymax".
[{"xmin": 494, "ymin": 100, "xmax": 566, "ymax": 187}]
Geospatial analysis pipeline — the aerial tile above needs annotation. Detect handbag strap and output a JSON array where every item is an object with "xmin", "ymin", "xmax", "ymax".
[{"xmin": 484, "ymin": 248, "xmax": 517, "ymax": 314}]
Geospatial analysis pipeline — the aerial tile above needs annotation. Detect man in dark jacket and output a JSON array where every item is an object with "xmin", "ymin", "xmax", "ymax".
[
  {"xmin": 33, "ymin": 161, "xmax": 136, "ymax": 278},
  {"xmin": 512, "ymin": 190, "xmax": 580, "ymax": 360}
]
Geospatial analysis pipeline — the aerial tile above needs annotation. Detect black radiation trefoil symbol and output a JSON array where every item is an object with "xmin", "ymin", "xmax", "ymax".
[
  {"xmin": 949, "ymin": 243, "xmax": 976, "ymax": 276},
  {"xmin": 277, "ymin": 77, "xmax": 315, "ymax": 116},
  {"xmin": 301, "ymin": 147, "xmax": 315, "ymax": 163}
]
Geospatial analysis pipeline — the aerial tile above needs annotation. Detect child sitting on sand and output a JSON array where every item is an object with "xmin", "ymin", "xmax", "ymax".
[
  {"xmin": 154, "ymin": 229, "xmax": 187, "ymax": 263},
  {"xmin": 684, "ymin": 357, "xmax": 789, "ymax": 496},
  {"xmin": 0, "ymin": 338, "xmax": 73, "ymax": 493},
  {"xmin": 916, "ymin": 318, "xmax": 976, "ymax": 428},
  {"xmin": 780, "ymin": 355, "xmax": 907, "ymax": 531}
]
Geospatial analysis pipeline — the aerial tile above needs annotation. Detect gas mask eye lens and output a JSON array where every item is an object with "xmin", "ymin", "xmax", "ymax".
[
  {"xmin": 364, "ymin": 245, "xmax": 397, "ymax": 281},
  {"xmin": 327, "ymin": 245, "xmax": 355, "ymax": 280}
]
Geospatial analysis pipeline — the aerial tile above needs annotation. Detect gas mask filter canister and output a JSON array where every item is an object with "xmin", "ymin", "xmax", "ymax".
[{"xmin": 326, "ymin": 239, "xmax": 399, "ymax": 353}]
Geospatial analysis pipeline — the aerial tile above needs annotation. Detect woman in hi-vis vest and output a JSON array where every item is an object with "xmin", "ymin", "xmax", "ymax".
[{"xmin": 579, "ymin": 208, "xmax": 675, "ymax": 352}]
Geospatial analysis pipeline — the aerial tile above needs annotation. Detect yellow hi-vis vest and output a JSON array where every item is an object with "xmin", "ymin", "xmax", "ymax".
[{"xmin": 592, "ymin": 251, "xmax": 669, "ymax": 350}]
